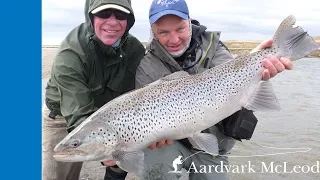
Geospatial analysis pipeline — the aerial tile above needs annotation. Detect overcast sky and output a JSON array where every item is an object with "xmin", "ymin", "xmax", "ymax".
[{"xmin": 42, "ymin": 0, "xmax": 320, "ymax": 45}]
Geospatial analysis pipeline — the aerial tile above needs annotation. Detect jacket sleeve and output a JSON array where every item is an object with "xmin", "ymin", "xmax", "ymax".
[
  {"xmin": 208, "ymin": 41, "xmax": 234, "ymax": 68},
  {"xmin": 135, "ymin": 56, "xmax": 157, "ymax": 88},
  {"xmin": 52, "ymin": 50, "xmax": 96, "ymax": 132}
]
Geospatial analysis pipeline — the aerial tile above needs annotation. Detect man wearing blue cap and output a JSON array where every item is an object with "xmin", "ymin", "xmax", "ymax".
[{"xmin": 133, "ymin": 0, "xmax": 293, "ymax": 179}]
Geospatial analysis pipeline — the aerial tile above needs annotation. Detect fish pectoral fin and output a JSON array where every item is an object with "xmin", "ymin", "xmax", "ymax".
[
  {"xmin": 160, "ymin": 71, "xmax": 190, "ymax": 81},
  {"xmin": 244, "ymin": 81, "xmax": 281, "ymax": 111},
  {"xmin": 112, "ymin": 150, "xmax": 144, "ymax": 177},
  {"xmin": 188, "ymin": 133, "xmax": 219, "ymax": 155}
]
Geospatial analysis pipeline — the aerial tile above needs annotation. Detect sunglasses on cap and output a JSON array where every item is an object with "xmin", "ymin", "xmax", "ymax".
[{"xmin": 94, "ymin": 9, "xmax": 128, "ymax": 21}]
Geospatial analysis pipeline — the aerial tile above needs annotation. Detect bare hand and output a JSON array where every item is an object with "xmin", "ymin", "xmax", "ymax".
[
  {"xmin": 251, "ymin": 39, "xmax": 293, "ymax": 81},
  {"xmin": 148, "ymin": 140, "xmax": 173, "ymax": 150},
  {"xmin": 102, "ymin": 160, "xmax": 117, "ymax": 166}
]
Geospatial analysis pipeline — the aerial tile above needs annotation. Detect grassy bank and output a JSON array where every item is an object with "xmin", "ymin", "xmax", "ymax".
[
  {"xmin": 223, "ymin": 37, "xmax": 320, "ymax": 57},
  {"xmin": 42, "ymin": 36, "xmax": 320, "ymax": 57}
]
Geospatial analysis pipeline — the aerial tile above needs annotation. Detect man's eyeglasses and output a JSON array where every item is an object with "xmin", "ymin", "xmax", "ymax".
[{"xmin": 94, "ymin": 9, "xmax": 128, "ymax": 21}]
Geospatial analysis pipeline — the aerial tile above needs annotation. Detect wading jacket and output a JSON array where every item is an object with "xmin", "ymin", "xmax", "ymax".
[
  {"xmin": 45, "ymin": 0, "xmax": 145, "ymax": 132},
  {"xmin": 136, "ymin": 20, "xmax": 254, "ymax": 154}
]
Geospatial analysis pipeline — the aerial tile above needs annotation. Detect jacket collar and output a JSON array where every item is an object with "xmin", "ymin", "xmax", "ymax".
[{"xmin": 88, "ymin": 34, "xmax": 128, "ymax": 67}]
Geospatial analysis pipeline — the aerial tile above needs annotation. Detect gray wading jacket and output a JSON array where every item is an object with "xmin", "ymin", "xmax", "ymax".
[{"xmin": 136, "ymin": 20, "xmax": 245, "ymax": 154}]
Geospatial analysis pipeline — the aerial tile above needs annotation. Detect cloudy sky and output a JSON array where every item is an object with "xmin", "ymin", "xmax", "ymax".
[{"xmin": 42, "ymin": 0, "xmax": 320, "ymax": 45}]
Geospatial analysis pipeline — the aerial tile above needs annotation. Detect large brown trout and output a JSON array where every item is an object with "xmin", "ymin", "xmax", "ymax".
[{"xmin": 53, "ymin": 15, "xmax": 320, "ymax": 176}]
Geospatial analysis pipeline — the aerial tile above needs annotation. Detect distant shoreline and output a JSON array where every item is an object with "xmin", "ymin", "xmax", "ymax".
[
  {"xmin": 42, "ymin": 40, "xmax": 320, "ymax": 79},
  {"xmin": 42, "ymin": 39, "xmax": 320, "ymax": 48},
  {"xmin": 42, "ymin": 39, "xmax": 320, "ymax": 57}
]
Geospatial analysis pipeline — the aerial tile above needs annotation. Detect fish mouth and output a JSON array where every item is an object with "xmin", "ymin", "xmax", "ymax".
[{"xmin": 53, "ymin": 150, "xmax": 88, "ymax": 162}]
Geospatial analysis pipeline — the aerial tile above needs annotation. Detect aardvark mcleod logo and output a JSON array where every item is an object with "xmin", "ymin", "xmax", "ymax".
[
  {"xmin": 169, "ymin": 155, "xmax": 183, "ymax": 173},
  {"xmin": 168, "ymin": 144, "xmax": 318, "ymax": 174},
  {"xmin": 168, "ymin": 151, "xmax": 204, "ymax": 173},
  {"xmin": 157, "ymin": 0, "xmax": 180, "ymax": 7}
]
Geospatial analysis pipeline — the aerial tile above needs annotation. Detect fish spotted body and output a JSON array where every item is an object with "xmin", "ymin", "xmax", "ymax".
[{"xmin": 53, "ymin": 15, "xmax": 320, "ymax": 176}]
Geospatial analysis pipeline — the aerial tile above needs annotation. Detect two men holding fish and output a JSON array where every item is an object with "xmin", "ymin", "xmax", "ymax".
[{"xmin": 46, "ymin": 0, "xmax": 318, "ymax": 179}]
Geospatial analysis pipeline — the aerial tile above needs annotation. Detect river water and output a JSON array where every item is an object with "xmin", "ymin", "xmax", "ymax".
[{"xmin": 228, "ymin": 58, "xmax": 320, "ymax": 180}]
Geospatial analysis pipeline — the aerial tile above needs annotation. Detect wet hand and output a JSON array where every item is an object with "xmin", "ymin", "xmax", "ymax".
[
  {"xmin": 251, "ymin": 39, "xmax": 293, "ymax": 81},
  {"xmin": 148, "ymin": 140, "xmax": 173, "ymax": 150}
]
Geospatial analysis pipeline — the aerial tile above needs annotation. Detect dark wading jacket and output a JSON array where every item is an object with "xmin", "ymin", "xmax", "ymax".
[
  {"xmin": 45, "ymin": 0, "xmax": 145, "ymax": 132},
  {"xmin": 136, "ymin": 20, "xmax": 256, "ymax": 154}
]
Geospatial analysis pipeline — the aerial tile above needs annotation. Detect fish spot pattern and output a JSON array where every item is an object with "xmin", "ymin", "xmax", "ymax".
[{"xmin": 89, "ymin": 47, "xmax": 278, "ymax": 146}]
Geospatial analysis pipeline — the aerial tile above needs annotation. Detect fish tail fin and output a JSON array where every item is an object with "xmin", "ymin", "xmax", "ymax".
[{"xmin": 273, "ymin": 15, "xmax": 320, "ymax": 61}]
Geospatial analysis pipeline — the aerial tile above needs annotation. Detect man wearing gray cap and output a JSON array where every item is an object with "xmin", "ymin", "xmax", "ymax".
[
  {"xmin": 133, "ymin": 0, "xmax": 293, "ymax": 179},
  {"xmin": 42, "ymin": 0, "xmax": 145, "ymax": 179}
]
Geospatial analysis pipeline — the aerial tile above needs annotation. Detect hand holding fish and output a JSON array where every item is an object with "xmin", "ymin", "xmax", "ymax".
[
  {"xmin": 102, "ymin": 160, "xmax": 117, "ymax": 166},
  {"xmin": 251, "ymin": 39, "xmax": 293, "ymax": 81},
  {"xmin": 148, "ymin": 140, "xmax": 173, "ymax": 150}
]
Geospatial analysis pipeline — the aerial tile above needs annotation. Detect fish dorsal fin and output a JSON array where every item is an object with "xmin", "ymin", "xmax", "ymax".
[
  {"xmin": 244, "ymin": 81, "xmax": 281, "ymax": 111},
  {"xmin": 160, "ymin": 71, "xmax": 190, "ymax": 81},
  {"xmin": 133, "ymin": 71, "xmax": 190, "ymax": 91}
]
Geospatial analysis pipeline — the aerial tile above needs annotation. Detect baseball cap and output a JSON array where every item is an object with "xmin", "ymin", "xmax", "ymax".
[
  {"xmin": 91, "ymin": 4, "xmax": 130, "ymax": 14},
  {"xmin": 149, "ymin": 0, "xmax": 189, "ymax": 24}
]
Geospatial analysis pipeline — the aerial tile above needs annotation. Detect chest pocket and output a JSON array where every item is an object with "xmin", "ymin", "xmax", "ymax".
[
  {"xmin": 106, "ymin": 64, "xmax": 135, "ymax": 94},
  {"xmin": 87, "ymin": 53, "xmax": 106, "ymax": 97},
  {"xmin": 88, "ymin": 61, "xmax": 136, "ymax": 108},
  {"xmin": 89, "ymin": 78, "xmax": 105, "ymax": 96}
]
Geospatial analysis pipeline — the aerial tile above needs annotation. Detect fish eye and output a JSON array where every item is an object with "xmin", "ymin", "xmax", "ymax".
[{"xmin": 70, "ymin": 139, "xmax": 81, "ymax": 148}]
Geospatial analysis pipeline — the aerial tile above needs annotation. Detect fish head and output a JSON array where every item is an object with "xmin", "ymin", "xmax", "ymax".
[{"xmin": 53, "ymin": 119, "xmax": 118, "ymax": 162}]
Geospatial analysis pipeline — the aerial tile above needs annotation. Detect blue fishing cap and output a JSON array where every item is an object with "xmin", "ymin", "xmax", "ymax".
[{"xmin": 149, "ymin": 0, "xmax": 189, "ymax": 24}]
